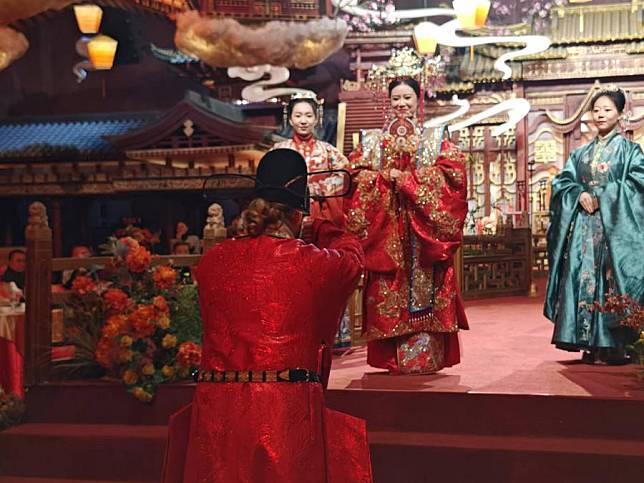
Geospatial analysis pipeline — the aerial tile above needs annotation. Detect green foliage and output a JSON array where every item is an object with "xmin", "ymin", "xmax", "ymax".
[{"xmin": 171, "ymin": 284, "xmax": 202, "ymax": 344}]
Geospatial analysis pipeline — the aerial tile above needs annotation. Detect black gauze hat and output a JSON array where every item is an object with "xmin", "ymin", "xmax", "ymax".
[{"xmin": 255, "ymin": 149, "xmax": 309, "ymax": 212}]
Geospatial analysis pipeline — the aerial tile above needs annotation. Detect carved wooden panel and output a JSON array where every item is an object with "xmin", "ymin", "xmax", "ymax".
[{"xmin": 461, "ymin": 229, "xmax": 531, "ymax": 299}]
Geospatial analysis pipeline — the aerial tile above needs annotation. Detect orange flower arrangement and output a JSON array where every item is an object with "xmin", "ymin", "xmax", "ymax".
[
  {"xmin": 153, "ymin": 266, "xmax": 177, "ymax": 290},
  {"xmin": 65, "ymin": 233, "xmax": 202, "ymax": 403},
  {"xmin": 153, "ymin": 295, "xmax": 169, "ymax": 315},
  {"xmin": 177, "ymin": 341, "xmax": 202, "ymax": 368},
  {"xmin": 71, "ymin": 275, "xmax": 97, "ymax": 295},
  {"xmin": 126, "ymin": 246, "xmax": 152, "ymax": 273},
  {"xmin": 103, "ymin": 288, "xmax": 130, "ymax": 314},
  {"xmin": 101, "ymin": 314, "xmax": 129, "ymax": 338},
  {"xmin": 118, "ymin": 236, "xmax": 140, "ymax": 251},
  {"xmin": 129, "ymin": 305, "xmax": 157, "ymax": 338}
]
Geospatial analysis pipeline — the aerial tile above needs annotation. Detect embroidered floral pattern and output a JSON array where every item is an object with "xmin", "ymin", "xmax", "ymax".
[{"xmin": 397, "ymin": 331, "xmax": 445, "ymax": 374}]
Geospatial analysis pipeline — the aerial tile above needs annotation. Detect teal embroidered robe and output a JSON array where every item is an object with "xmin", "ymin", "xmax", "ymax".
[{"xmin": 544, "ymin": 132, "xmax": 644, "ymax": 351}]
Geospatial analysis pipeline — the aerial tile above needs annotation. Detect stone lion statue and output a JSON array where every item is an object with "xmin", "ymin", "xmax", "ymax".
[{"xmin": 27, "ymin": 202, "xmax": 48, "ymax": 228}]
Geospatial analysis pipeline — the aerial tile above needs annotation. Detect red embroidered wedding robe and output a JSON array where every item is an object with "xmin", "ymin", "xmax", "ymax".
[{"xmin": 345, "ymin": 121, "xmax": 469, "ymax": 374}]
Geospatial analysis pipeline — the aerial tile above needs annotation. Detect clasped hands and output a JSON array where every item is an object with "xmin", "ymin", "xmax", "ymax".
[
  {"xmin": 579, "ymin": 192, "xmax": 599, "ymax": 214},
  {"xmin": 386, "ymin": 168, "xmax": 405, "ymax": 189}
]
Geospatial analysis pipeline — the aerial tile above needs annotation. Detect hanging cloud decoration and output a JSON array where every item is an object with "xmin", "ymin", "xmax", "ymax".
[
  {"xmin": 0, "ymin": 0, "xmax": 74, "ymax": 25},
  {"xmin": 0, "ymin": 26, "xmax": 28, "ymax": 72},
  {"xmin": 175, "ymin": 11, "xmax": 348, "ymax": 70}
]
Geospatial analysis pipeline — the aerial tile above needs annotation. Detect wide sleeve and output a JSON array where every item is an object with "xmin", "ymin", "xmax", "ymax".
[
  {"xmin": 600, "ymin": 142, "xmax": 644, "ymax": 303},
  {"xmin": 345, "ymin": 139, "xmax": 400, "ymax": 274},
  {"xmin": 544, "ymin": 150, "xmax": 583, "ymax": 320},
  {"xmin": 306, "ymin": 220, "xmax": 365, "ymax": 345},
  {"xmin": 398, "ymin": 140, "xmax": 468, "ymax": 265},
  {"xmin": 326, "ymin": 143, "xmax": 349, "ymax": 170}
]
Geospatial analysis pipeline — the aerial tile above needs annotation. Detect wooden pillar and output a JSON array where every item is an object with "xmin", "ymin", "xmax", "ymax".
[
  {"xmin": 49, "ymin": 198, "xmax": 62, "ymax": 257},
  {"xmin": 514, "ymin": 83, "xmax": 529, "ymax": 214},
  {"xmin": 165, "ymin": 196, "xmax": 176, "ymax": 254},
  {"xmin": 24, "ymin": 201, "xmax": 52, "ymax": 386},
  {"xmin": 483, "ymin": 127, "xmax": 493, "ymax": 216}
]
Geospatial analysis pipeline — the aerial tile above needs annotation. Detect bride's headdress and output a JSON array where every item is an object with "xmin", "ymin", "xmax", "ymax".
[{"xmin": 366, "ymin": 47, "xmax": 444, "ymax": 120}]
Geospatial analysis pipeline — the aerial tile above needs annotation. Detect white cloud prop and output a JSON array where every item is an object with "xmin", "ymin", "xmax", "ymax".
[
  {"xmin": 175, "ymin": 11, "xmax": 348, "ymax": 69},
  {"xmin": 0, "ymin": 26, "xmax": 29, "ymax": 71}
]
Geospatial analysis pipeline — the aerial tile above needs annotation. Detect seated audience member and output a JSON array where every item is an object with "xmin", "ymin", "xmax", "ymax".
[
  {"xmin": 1, "ymin": 249, "xmax": 26, "ymax": 290},
  {"xmin": 172, "ymin": 242, "xmax": 193, "ymax": 284},
  {"xmin": 62, "ymin": 245, "xmax": 93, "ymax": 289},
  {"xmin": 227, "ymin": 215, "xmax": 247, "ymax": 238}
]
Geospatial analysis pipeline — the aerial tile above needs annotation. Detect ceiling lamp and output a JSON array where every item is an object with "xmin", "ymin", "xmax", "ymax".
[
  {"xmin": 73, "ymin": 4, "xmax": 103, "ymax": 34},
  {"xmin": 87, "ymin": 35, "xmax": 118, "ymax": 70},
  {"xmin": 413, "ymin": 22, "xmax": 440, "ymax": 56},
  {"xmin": 452, "ymin": 0, "xmax": 490, "ymax": 29}
]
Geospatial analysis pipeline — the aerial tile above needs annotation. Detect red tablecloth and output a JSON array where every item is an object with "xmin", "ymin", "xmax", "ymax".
[{"xmin": 0, "ymin": 309, "xmax": 24, "ymax": 397}]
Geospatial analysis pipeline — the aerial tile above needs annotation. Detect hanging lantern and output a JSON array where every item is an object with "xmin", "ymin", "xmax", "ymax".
[
  {"xmin": 453, "ymin": 0, "xmax": 489, "ymax": 29},
  {"xmin": 474, "ymin": 0, "xmax": 491, "ymax": 28},
  {"xmin": 73, "ymin": 4, "xmax": 103, "ymax": 34},
  {"xmin": 413, "ymin": 22, "xmax": 440, "ymax": 56},
  {"xmin": 87, "ymin": 35, "xmax": 118, "ymax": 70}
]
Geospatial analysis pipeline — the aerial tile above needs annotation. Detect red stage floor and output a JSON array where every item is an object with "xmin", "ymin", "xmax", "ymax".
[
  {"xmin": 329, "ymin": 288, "xmax": 644, "ymax": 400},
  {"xmin": 2, "ymin": 285, "xmax": 642, "ymax": 482}
]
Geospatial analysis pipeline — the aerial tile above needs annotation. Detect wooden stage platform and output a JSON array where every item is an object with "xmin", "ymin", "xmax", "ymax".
[{"xmin": 1, "ymin": 290, "xmax": 642, "ymax": 482}]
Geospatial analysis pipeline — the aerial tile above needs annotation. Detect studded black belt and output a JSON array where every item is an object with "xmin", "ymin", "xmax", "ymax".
[{"xmin": 193, "ymin": 368, "xmax": 321, "ymax": 383}]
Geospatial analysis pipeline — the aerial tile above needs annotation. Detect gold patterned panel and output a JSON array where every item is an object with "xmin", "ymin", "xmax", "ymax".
[
  {"xmin": 534, "ymin": 140, "xmax": 559, "ymax": 164},
  {"xmin": 410, "ymin": 249, "xmax": 434, "ymax": 310},
  {"xmin": 470, "ymin": 153, "xmax": 485, "ymax": 187},
  {"xmin": 489, "ymin": 154, "xmax": 502, "ymax": 186},
  {"xmin": 457, "ymin": 126, "xmax": 485, "ymax": 151},
  {"xmin": 456, "ymin": 130, "xmax": 469, "ymax": 151},
  {"xmin": 504, "ymin": 156, "xmax": 517, "ymax": 185},
  {"xmin": 500, "ymin": 127, "xmax": 516, "ymax": 149},
  {"xmin": 471, "ymin": 126, "xmax": 486, "ymax": 150},
  {"xmin": 528, "ymin": 96, "xmax": 566, "ymax": 107}
]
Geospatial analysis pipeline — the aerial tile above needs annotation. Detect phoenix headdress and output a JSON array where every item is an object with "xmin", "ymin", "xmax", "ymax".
[{"xmin": 366, "ymin": 47, "xmax": 444, "ymax": 121}]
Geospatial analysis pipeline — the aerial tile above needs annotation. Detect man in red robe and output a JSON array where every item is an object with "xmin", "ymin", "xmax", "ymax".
[{"xmin": 162, "ymin": 149, "xmax": 372, "ymax": 483}]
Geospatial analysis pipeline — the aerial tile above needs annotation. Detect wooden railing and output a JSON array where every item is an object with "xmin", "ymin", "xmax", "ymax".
[
  {"xmin": 460, "ymin": 228, "xmax": 533, "ymax": 300},
  {"xmin": 22, "ymin": 201, "xmax": 370, "ymax": 386},
  {"xmin": 22, "ymin": 202, "xmax": 531, "ymax": 385},
  {"xmin": 49, "ymin": 255, "xmax": 202, "ymax": 306},
  {"xmin": 22, "ymin": 201, "xmax": 219, "ymax": 386}
]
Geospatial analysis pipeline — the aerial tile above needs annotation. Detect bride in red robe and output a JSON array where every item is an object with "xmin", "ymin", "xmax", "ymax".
[
  {"xmin": 162, "ymin": 149, "xmax": 372, "ymax": 483},
  {"xmin": 346, "ymin": 78, "xmax": 469, "ymax": 374}
]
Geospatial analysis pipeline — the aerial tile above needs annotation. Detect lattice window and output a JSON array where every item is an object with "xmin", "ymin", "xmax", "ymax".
[{"xmin": 454, "ymin": 125, "xmax": 517, "ymax": 235}]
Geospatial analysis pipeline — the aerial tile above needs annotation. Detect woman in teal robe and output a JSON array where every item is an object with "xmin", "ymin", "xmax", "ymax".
[{"xmin": 544, "ymin": 88, "xmax": 643, "ymax": 363}]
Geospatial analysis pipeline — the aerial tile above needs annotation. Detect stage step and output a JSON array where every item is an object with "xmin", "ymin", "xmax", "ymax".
[
  {"xmin": 326, "ymin": 389, "xmax": 644, "ymax": 441},
  {"xmin": 26, "ymin": 382, "xmax": 644, "ymax": 440},
  {"xmin": 13, "ymin": 381, "xmax": 644, "ymax": 483},
  {"xmin": 0, "ymin": 423, "xmax": 166, "ymax": 482},
  {"xmin": 25, "ymin": 381, "xmax": 193, "ymax": 425},
  {"xmin": 0, "ymin": 478, "xmax": 147, "ymax": 483},
  {"xmin": 369, "ymin": 431, "xmax": 644, "ymax": 483}
]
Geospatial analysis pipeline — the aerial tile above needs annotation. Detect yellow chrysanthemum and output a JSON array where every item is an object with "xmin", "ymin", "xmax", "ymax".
[
  {"xmin": 119, "ymin": 349, "xmax": 134, "ymax": 362},
  {"xmin": 120, "ymin": 335, "xmax": 133, "ymax": 348},
  {"xmin": 157, "ymin": 316, "xmax": 170, "ymax": 330},
  {"xmin": 122, "ymin": 369, "xmax": 138, "ymax": 385},
  {"xmin": 142, "ymin": 363, "xmax": 155, "ymax": 376},
  {"xmin": 132, "ymin": 386, "xmax": 153, "ymax": 402},
  {"xmin": 162, "ymin": 334, "xmax": 177, "ymax": 349},
  {"xmin": 161, "ymin": 365, "xmax": 175, "ymax": 378}
]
